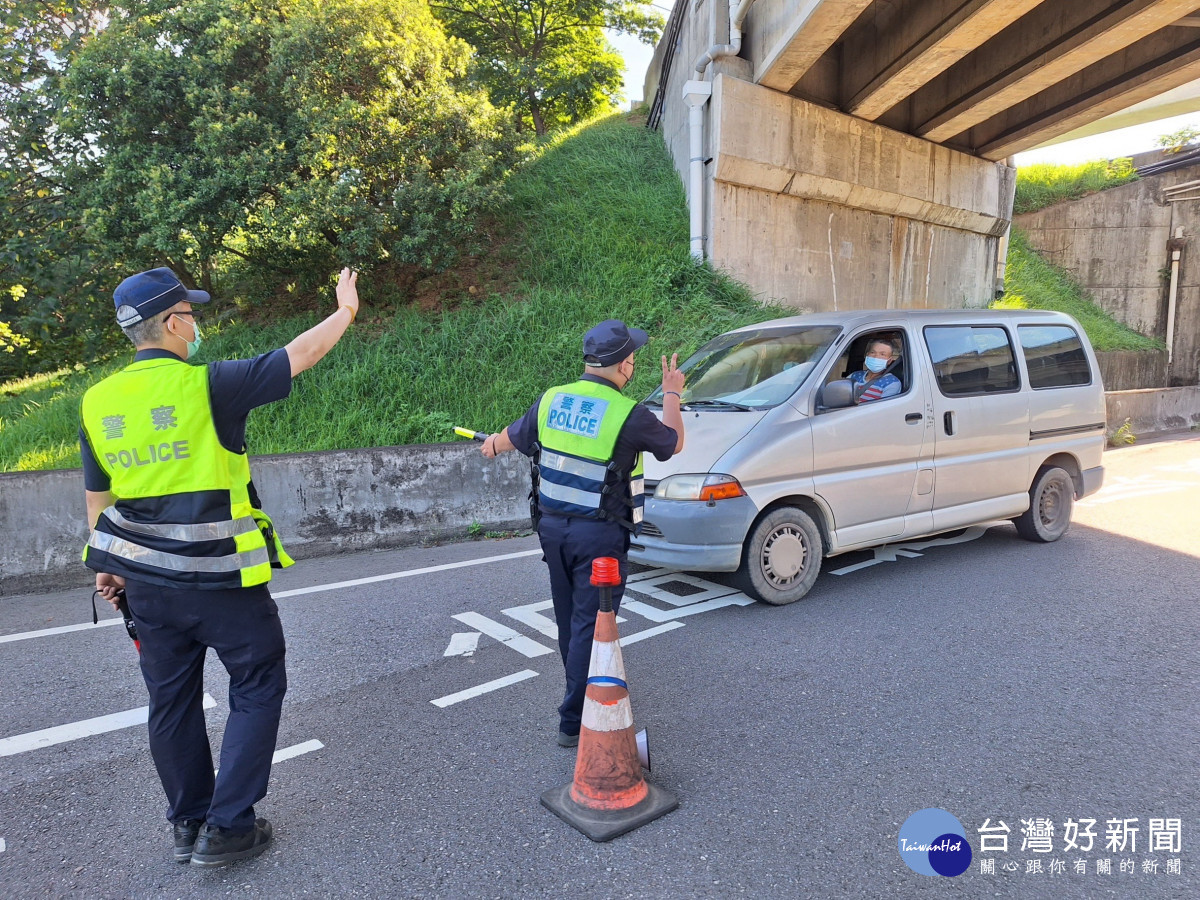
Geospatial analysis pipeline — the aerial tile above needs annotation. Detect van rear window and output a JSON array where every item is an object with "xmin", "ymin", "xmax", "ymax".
[
  {"xmin": 1017, "ymin": 325, "xmax": 1092, "ymax": 388},
  {"xmin": 924, "ymin": 326, "xmax": 1020, "ymax": 396}
]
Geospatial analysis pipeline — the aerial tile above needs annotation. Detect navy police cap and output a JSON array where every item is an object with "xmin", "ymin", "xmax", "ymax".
[
  {"xmin": 114, "ymin": 267, "xmax": 210, "ymax": 327},
  {"xmin": 583, "ymin": 319, "xmax": 649, "ymax": 367}
]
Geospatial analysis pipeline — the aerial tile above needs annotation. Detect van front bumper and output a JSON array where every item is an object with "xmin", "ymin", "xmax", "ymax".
[{"xmin": 629, "ymin": 495, "xmax": 759, "ymax": 573}]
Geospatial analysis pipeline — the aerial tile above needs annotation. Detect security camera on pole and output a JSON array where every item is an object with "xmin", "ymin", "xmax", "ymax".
[{"xmin": 540, "ymin": 557, "xmax": 678, "ymax": 841}]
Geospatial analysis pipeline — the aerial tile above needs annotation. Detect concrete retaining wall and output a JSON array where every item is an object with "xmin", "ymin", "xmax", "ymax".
[
  {"xmin": 1106, "ymin": 386, "xmax": 1200, "ymax": 439},
  {"xmin": 1095, "ymin": 349, "xmax": 1169, "ymax": 391},
  {"xmin": 0, "ymin": 443, "xmax": 531, "ymax": 597},
  {"xmin": 1015, "ymin": 156, "xmax": 1200, "ymax": 388}
]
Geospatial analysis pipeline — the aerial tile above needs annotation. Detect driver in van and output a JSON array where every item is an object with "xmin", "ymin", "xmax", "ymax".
[{"xmin": 849, "ymin": 338, "xmax": 901, "ymax": 403}]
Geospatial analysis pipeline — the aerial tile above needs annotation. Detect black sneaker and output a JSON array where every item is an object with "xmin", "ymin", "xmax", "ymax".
[
  {"xmin": 189, "ymin": 818, "xmax": 273, "ymax": 868},
  {"xmin": 557, "ymin": 731, "xmax": 579, "ymax": 748},
  {"xmin": 172, "ymin": 820, "xmax": 202, "ymax": 864}
]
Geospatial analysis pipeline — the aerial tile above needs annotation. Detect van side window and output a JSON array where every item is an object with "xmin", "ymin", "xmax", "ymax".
[
  {"xmin": 1017, "ymin": 325, "xmax": 1092, "ymax": 388},
  {"xmin": 924, "ymin": 326, "xmax": 1020, "ymax": 396}
]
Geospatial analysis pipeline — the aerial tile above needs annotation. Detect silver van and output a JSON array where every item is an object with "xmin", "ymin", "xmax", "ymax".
[{"xmin": 631, "ymin": 309, "xmax": 1106, "ymax": 604}]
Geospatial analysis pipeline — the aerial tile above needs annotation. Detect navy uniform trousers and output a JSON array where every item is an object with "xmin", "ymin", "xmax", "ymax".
[
  {"xmin": 537, "ymin": 514, "xmax": 629, "ymax": 736},
  {"xmin": 123, "ymin": 580, "xmax": 287, "ymax": 833}
]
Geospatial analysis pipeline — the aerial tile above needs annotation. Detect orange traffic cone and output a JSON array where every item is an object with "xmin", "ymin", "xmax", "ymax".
[{"xmin": 540, "ymin": 557, "xmax": 678, "ymax": 841}]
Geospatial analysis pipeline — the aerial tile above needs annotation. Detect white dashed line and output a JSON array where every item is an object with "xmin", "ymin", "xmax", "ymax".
[
  {"xmin": 619, "ymin": 621, "xmax": 685, "ymax": 645},
  {"xmin": 0, "ymin": 618, "xmax": 123, "ymax": 646},
  {"xmin": 0, "ymin": 694, "xmax": 216, "ymax": 757},
  {"xmin": 272, "ymin": 739, "xmax": 324, "ymax": 764},
  {"xmin": 431, "ymin": 670, "xmax": 539, "ymax": 708},
  {"xmin": 273, "ymin": 549, "xmax": 543, "ymax": 599}
]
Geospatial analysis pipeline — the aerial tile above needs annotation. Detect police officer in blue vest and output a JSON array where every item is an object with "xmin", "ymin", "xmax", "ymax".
[
  {"xmin": 80, "ymin": 267, "xmax": 360, "ymax": 866},
  {"xmin": 482, "ymin": 320, "xmax": 685, "ymax": 746}
]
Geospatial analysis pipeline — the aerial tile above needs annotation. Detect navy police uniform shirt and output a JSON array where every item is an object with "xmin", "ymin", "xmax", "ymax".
[
  {"xmin": 506, "ymin": 373, "xmax": 677, "ymax": 523},
  {"xmin": 80, "ymin": 348, "xmax": 292, "ymax": 491}
]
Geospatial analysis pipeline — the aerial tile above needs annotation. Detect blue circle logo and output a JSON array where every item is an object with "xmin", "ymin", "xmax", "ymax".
[{"xmin": 898, "ymin": 808, "xmax": 972, "ymax": 877}]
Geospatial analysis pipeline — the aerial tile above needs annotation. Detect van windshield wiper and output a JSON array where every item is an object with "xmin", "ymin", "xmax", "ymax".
[{"xmin": 682, "ymin": 398, "xmax": 756, "ymax": 411}]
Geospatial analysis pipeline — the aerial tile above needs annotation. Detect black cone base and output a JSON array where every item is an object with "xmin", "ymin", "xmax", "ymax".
[{"xmin": 540, "ymin": 782, "xmax": 679, "ymax": 842}]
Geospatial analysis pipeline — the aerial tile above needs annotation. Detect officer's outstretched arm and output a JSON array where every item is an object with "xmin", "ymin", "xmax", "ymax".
[
  {"xmin": 286, "ymin": 269, "xmax": 360, "ymax": 377},
  {"xmin": 482, "ymin": 428, "xmax": 514, "ymax": 459},
  {"xmin": 662, "ymin": 353, "xmax": 685, "ymax": 453}
]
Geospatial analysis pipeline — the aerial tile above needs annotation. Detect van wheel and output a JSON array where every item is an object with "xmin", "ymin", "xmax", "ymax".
[
  {"xmin": 1014, "ymin": 466, "xmax": 1074, "ymax": 543},
  {"xmin": 739, "ymin": 507, "xmax": 823, "ymax": 605}
]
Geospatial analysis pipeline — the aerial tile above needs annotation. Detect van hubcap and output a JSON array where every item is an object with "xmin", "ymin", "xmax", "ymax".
[
  {"xmin": 761, "ymin": 525, "xmax": 807, "ymax": 585},
  {"xmin": 1040, "ymin": 481, "xmax": 1064, "ymax": 525}
]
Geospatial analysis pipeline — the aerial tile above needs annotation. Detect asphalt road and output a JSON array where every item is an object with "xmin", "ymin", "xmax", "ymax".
[{"xmin": 1, "ymin": 434, "xmax": 1197, "ymax": 898}]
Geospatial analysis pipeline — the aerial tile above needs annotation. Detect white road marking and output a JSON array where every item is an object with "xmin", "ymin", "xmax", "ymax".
[
  {"xmin": 443, "ymin": 632, "xmax": 481, "ymax": 657},
  {"xmin": 272, "ymin": 739, "xmax": 324, "ymax": 764},
  {"xmin": 619, "ymin": 621, "xmax": 685, "ymax": 645},
  {"xmin": 3, "ymin": 548, "xmax": 544, "ymax": 648},
  {"xmin": 629, "ymin": 572, "xmax": 741, "ymax": 607},
  {"xmin": 0, "ymin": 694, "xmax": 216, "ymax": 757},
  {"xmin": 828, "ymin": 525, "xmax": 995, "ymax": 576},
  {"xmin": 431, "ymin": 670, "xmax": 539, "ymax": 708},
  {"xmin": 501, "ymin": 600, "xmax": 624, "ymax": 640},
  {"xmin": 273, "ymin": 549, "xmax": 543, "ymax": 599},
  {"xmin": 0, "ymin": 618, "xmax": 123, "ymax": 646},
  {"xmin": 628, "ymin": 567, "xmax": 677, "ymax": 583},
  {"xmin": 620, "ymin": 592, "xmax": 754, "ymax": 622},
  {"xmin": 452, "ymin": 612, "xmax": 554, "ymax": 658},
  {"xmin": 0, "ymin": 838, "xmax": 5, "ymax": 853},
  {"xmin": 1077, "ymin": 475, "xmax": 1196, "ymax": 506}
]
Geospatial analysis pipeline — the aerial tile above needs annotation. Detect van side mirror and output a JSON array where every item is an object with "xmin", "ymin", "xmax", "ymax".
[{"xmin": 821, "ymin": 379, "xmax": 855, "ymax": 409}]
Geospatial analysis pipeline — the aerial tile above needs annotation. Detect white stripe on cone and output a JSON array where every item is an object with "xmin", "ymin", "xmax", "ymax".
[
  {"xmin": 589, "ymin": 638, "xmax": 626, "ymax": 680},
  {"xmin": 582, "ymin": 695, "xmax": 634, "ymax": 732}
]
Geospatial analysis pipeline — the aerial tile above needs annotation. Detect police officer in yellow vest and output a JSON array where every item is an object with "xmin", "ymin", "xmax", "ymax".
[
  {"xmin": 80, "ymin": 266, "xmax": 360, "ymax": 867},
  {"xmin": 482, "ymin": 320, "xmax": 685, "ymax": 746}
]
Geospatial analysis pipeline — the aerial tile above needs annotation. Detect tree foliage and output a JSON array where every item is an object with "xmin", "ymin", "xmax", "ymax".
[
  {"xmin": 432, "ymin": 0, "xmax": 662, "ymax": 135},
  {"xmin": 0, "ymin": 0, "xmax": 518, "ymax": 378}
]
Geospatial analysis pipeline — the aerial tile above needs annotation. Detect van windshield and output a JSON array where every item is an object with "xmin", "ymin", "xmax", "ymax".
[{"xmin": 647, "ymin": 326, "xmax": 840, "ymax": 409}]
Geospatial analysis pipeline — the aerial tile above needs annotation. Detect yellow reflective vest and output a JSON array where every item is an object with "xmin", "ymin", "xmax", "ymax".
[
  {"xmin": 535, "ymin": 379, "xmax": 645, "ymax": 532},
  {"xmin": 80, "ymin": 356, "xmax": 292, "ymax": 589}
]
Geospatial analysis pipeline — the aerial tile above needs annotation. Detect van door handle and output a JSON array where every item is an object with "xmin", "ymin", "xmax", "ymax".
[
  {"xmin": 905, "ymin": 413, "xmax": 921, "ymax": 424},
  {"xmin": 943, "ymin": 411, "xmax": 956, "ymax": 435}
]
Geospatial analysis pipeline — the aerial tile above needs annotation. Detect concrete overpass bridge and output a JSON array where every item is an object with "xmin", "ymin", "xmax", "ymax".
[{"xmin": 645, "ymin": 0, "xmax": 1200, "ymax": 312}]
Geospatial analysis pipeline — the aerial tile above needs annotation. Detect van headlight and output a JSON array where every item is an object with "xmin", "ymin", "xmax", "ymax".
[{"xmin": 653, "ymin": 474, "xmax": 746, "ymax": 501}]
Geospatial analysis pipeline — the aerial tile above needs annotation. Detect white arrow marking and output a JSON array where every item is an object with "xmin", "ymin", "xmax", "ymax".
[
  {"xmin": 451, "ymin": 612, "xmax": 553, "ymax": 658},
  {"xmin": 0, "ymin": 694, "xmax": 216, "ymax": 757},
  {"xmin": 829, "ymin": 525, "xmax": 995, "ymax": 575},
  {"xmin": 443, "ymin": 632, "xmax": 481, "ymax": 657}
]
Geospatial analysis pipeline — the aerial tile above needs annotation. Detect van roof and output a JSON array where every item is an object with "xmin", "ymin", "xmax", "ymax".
[{"xmin": 727, "ymin": 308, "xmax": 1082, "ymax": 334}]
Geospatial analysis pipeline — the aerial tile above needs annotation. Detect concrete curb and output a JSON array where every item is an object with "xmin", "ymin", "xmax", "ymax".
[{"xmin": 0, "ymin": 442, "xmax": 532, "ymax": 596}]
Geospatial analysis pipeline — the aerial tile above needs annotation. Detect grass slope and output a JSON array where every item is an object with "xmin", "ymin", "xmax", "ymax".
[
  {"xmin": 0, "ymin": 116, "xmax": 783, "ymax": 472},
  {"xmin": 1013, "ymin": 159, "xmax": 1137, "ymax": 215}
]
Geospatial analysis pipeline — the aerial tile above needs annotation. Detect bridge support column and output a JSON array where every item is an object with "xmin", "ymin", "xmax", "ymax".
[{"xmin": 703, "ymin": 75, "xmax": 1015, "ymax": 312}]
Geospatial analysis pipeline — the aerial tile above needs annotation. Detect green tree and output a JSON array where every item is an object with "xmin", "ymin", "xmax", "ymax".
[
  {"xmin": 432, "ymin": 0, "xmax": 663, "ymax": 135},
  {"xmin": 59, "ymin": 0, "xmax": 518, "ymax": 291},
  {"xmin": 0, "ymin": 1, "xmax": 116, "ymax": 377}
]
